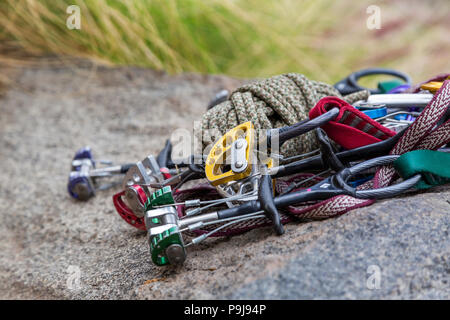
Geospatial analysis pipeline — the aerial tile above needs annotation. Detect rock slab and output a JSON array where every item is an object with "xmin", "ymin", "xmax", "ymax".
[{"xmin": 0, "ymin": 62, "xmax": 448, "ymax": 299}]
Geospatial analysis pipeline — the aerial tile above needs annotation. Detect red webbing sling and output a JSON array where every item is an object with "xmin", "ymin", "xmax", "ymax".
[{"xmin": 308, "ymin": 96, "xmax": 396, "ymax": 149}]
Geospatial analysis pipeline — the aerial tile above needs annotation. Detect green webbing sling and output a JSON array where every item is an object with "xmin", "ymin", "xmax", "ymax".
[{"xmin": 394, "ymin": 150, "xmax": 450, "ymax": 190}]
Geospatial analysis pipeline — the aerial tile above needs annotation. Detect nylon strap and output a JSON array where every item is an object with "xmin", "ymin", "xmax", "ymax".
[
  {"xmin": 393, "ymin": 150, "xmax": 450, "ymax": 189},
  {"xmin": 374, "ymin": 80, "xmax": 450, "ymax": 189},
  {"xmin": 308, "ymin": 96, "xmax": 396, "ymax": 149}
]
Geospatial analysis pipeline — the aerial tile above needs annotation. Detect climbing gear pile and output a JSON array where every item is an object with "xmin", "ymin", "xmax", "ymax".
[{"xmin": 68, "ymin": 68, "xmax": 450, "ymax": 267}]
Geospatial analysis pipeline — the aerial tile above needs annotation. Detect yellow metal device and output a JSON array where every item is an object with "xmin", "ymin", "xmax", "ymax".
[
  {"xmin": 205, "ymin": 121, "xmax": 255, "ymax": 186},
  {"xmin": 420, "ymin": 76, "xmax": 450, "ymax": 93}
]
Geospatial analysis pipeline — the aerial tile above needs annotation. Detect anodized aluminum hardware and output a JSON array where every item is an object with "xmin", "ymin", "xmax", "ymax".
[
  {"xmin": 145, "ymin": 206, "xmax": 186, "ymax": 266},
  {"xmin": 68, "ymin": 146, "xmax": 133, "ymax": 201},
  {"xmin": 145, "ymin": 186, "xmax": 175, "ymax": 211},
  {"xmin": 355, "ymin": 93, "xmax": 433, "ymax": 108},
  {"xmin": 124, "ymin": 184, "xmax": 148, "ymax": 217},
  {"xmin": 145, "ymin": 206, "xmax": 179, "ymax": 228},
  {"xmin": 420, "ymin": 76, "xmax": 450, "ymax": 93},
  {"xmin": 69, "ymin": 158, "xmax": 96, "ymax": 200},
  {"xmin": 205, "ymin": 121, "xmax": 255, "ymax": 186},
  {"xmin": 122, "ymin": 155, "xmax": 164, "ymax": 215}
]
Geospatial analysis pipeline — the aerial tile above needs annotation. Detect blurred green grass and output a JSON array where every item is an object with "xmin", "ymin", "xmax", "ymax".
[{"xmin": 0, "ymin": 0, "xmax": 448, "ymax": 84}]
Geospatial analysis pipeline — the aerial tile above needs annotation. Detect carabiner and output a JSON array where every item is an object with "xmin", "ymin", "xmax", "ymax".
[{"xmin": 334, "ymin": 68, "xmax": 412, "ymax": 95}]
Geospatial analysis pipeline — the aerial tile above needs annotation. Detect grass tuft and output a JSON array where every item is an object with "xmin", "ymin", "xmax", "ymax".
[{"xmin": 0, "ymin": 0, "xmax": 448, "ymax": 83}]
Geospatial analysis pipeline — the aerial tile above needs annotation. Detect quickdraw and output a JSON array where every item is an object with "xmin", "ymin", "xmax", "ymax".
[{"xmin": 333, "ymin": 68, "xmax": 412, "ymax": 95}]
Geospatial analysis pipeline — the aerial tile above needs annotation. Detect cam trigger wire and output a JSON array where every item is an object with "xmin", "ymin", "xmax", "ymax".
[
  {"xmin": 153, "ymin": 190, "xmax": 256, "ymax": 212},
  {"xmin": 180, "ymin": 211, "xmax": 264, "ymax": 234},
  {"xmin": 278, "ymin": 148, "xmax": 321, "ymax": 163},
  {"xmin": 174, "ymin": 171, "xmax": 198, "ymax": 190},
  {"xmin": 185, "ymin": 212, "xmax": 265, "ymax": 246}
]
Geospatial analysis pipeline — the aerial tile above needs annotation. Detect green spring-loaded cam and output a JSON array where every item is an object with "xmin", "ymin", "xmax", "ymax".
[
  {"xmin": 144, "ymin": 186, "xmax": 175, "ymax": 211},
  {"xmin": 149, "ymin": 225, "xmax": 185, "ymax": 266},
  {"xmin": 145, "ymin": 187, "xmax": 186, "ymax": 266}
]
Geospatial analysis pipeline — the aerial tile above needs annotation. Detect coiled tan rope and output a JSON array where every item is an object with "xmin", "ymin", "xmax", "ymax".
[{"xmin": 199, "ymin": 73, "xmax": 369, "ymax": 157}]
